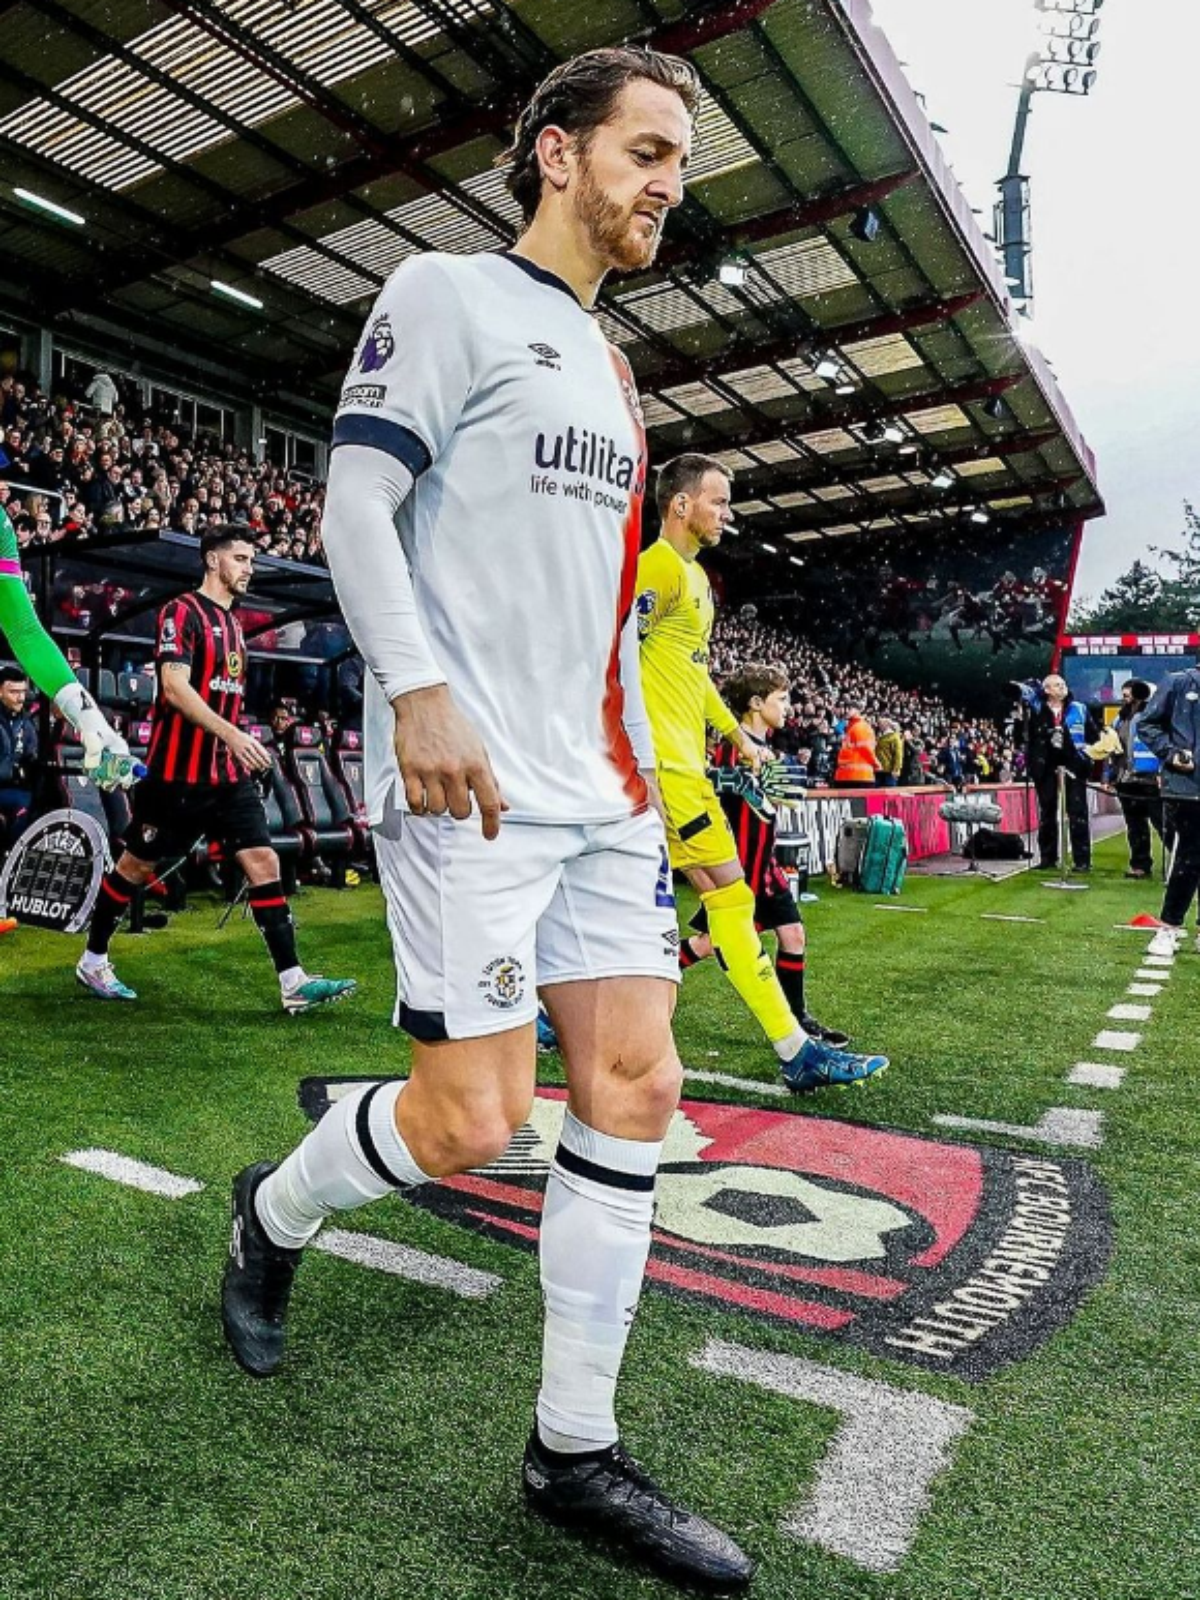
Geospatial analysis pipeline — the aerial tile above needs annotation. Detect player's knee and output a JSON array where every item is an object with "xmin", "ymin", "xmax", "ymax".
[
  {"xmin": 117, "ymin": 852, "xmax": 156, "ymax": 884},
  {"xmin": 240, "ymin": 846, "xmax": 279, "ymax": 882},
  {"xmin": 425, "ymin": 1103, "xmax": 527, "ymax": 1175},
  {"xmin": 616, "ymin": 1044, "xmax": 683, "ymax": 1129}
]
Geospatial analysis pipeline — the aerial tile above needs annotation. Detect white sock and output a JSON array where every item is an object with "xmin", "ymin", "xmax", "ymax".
[
  {"xmin": 536, "ymin": 1111, "xmax": 661, "ymax": 1454},
  {"xmin": 79, "ymin": 949, "xmax": 107, "ymax": 972},
  {"xmin": 279, "ymin": 965, "xmax": 307, "ymax": 993},
  {"xmin": 772, "ymin": 1026, "xmax": 809, "ymax": 1063},
  {"xmin": 255, "ymin": 1080, "xmax": 430, "ymax": 1249}
]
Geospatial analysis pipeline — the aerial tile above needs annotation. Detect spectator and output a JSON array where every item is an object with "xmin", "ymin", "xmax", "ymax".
[
  {"xmin": 0, "ymin": 666, "xmax": 38, "ymax": 852},
  {"xmin": 834, "ymin": 706, "xmax": 878, "ymax": 788},
  {"xmin": 1015, "ymin": 674, "xmax": 1100, "ymax": 873},
  {"xmin": 1109, "ymin": 678, "xmax": 1169, "ymax": 880},
  {"xmin": 86, "ymin": 371, "xmax": 120, "ymax": 417},
  {"xmin": 875, "ymin": 716, "xmax": 903, "ymax": 787}
]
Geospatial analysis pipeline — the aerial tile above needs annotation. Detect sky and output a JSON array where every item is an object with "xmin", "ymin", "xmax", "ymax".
[{"xmin": 866, "ymin": 0, "xmax": 1200, "ymax": 606}]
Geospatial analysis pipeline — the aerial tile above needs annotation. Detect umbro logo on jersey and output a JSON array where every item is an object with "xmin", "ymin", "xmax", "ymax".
[{"xmin": 529, "ymin": 342, "xmax": 561, "ymax": 370}]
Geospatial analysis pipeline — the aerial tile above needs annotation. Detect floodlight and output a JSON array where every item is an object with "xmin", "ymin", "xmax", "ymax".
[
  {"xmin": 849, "ymin": 206, "xmax": 882, "ymax": 245},
  {"xmin": 761, "ymin": 542, "xmax": 778, "ymax": 554},
  {"xmin": 717, "ymin": 255, "xmax": 748, "ymax": 288},
  {"xmin": 212, "ymin": 279, "xmax": 264, "ymax": 310},
  {"xmin": 813, "ymin": 350, "xmax": 841, "ymax": 380},
  {"xmin": 969, "ymin": 507, "xmax": 991, "ymax": 526},
  {"xmin": 13, "ymin": 186, "xmax": 84, "ymax": 226},
  {"xmin": 899, "ymin": 441, "xmax": 921, "ymax": 457},
  {"xmin": 930, "ymin": 467, "xmax": 955, "ymax": 490},
  {"xmin": 789, "ymin": 555, "xmax": 805, "ymax": 567},
  {"xmin": 882, "ymin": 421, "xmax": 905, "ymax": 445},
  {"xmin": 835, "ymin": 380, "xmax": 858, "ymax": 396}
]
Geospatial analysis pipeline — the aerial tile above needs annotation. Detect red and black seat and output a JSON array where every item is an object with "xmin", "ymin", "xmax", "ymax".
[{"xmin": 281, "ymin": 724, "xmax": 354, "ymax": 886}]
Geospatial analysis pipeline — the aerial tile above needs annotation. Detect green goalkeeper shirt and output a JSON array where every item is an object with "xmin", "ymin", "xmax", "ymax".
[{"xmin": 0, "ymin": 503, "xmax": 74, "ymax": 697}]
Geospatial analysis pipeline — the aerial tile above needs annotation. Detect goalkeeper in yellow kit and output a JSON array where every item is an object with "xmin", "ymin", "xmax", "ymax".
[{"xmin": 636, "ymin": 454, "xmax": 886, "ymax": 1093}]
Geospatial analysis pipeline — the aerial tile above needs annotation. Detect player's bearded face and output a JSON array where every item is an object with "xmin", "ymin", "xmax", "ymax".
[{"xmin": 574, "ymin": 150, "xmax": 663, "ymax": 272}]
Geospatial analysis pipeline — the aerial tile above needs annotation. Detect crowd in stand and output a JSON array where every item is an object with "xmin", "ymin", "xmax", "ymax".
[
  {"xmin": 0, "ymin": 364, "xmax": 1017, "ymax": 795},
  {"xmin": 0, "ymin": 370, "xmax": 329, "ymax": 566},
  {"xmin": 710, "ymin": 612, "xmax": 1017, "ymax": 787}
]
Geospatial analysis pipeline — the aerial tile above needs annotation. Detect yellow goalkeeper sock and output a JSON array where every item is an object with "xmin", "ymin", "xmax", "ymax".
[{"xmin": 700, "ymin": 880, "xmax": 805, "ymax": 1058}]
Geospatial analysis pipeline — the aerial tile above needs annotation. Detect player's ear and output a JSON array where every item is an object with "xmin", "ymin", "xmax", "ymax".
[{"xmin": 535, "ymin": 124, "xmax": 572, "ymax": 195}]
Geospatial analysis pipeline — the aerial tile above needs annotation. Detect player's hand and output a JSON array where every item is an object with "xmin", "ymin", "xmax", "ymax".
[
  {"xmin": 393, "ymin": 684, "xmax": 508, "ymax": 839},
  {"xmin": 735, "ymin": 728, "xmax": 763, "ymax": 773},
  {"xmin": 225, "ymin": 726, "xmax": 273, "ymax": 774},
  {"xmin": 79, "ymin": 707, "xmax": 137, "ymax": 791},
  {"xmin": 640, "ymin": 768, "xmax": 665, "ymax": 826}
]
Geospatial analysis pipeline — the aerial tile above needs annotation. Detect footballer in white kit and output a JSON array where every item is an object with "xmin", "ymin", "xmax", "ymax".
[
  {"xmin": 222, "ymin": 46, "xmax": 754, "ymax": 1595},
  {"xmin": 340, "ymin": 246, "xmax": 679, "ymax": 1039}
]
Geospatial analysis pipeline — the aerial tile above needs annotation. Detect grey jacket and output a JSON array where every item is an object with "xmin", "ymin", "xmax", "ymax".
[{"xmin": 1138, "ymin": 667, "xmax": 1200, "ymax": 801}]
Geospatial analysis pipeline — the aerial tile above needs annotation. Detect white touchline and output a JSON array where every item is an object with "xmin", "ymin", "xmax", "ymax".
[
  {"xmin": 1092, "ymin": 1030, "xmax": 1141, "ymax": 1053},
  {"xmin": 60, "ymin": 1148, "xmax": 503, "ymax": 1300},
  {"xmin": 1107, "ymin": 1003, "xmax": 1152, "ymax": 1022},
  {"xmin": 1067, "ymin": 1063, "xmax": 1126, "ymax": 1090},
  {"xmin": 682, "ymin": 1067, "xmax": 788, "ymax": 1098},
  {"xmin": 314, "ymin": 1229, "xmax": 501, "ymax": 1299},
  {"xmin": 1133, "ymin": 968, "xmax": 1170, "ymax": 982},
  {"xmin": 872, "ymin": 904, "xmax": 927, "ymax": 913},
  {"xmin": 931, "ymin": 1109, "xmax": 1104, "ymax": 1150},
  {"xmin": 1126, "ymin": 984, "xmax": 1163, "ymax": 998},
  {"xmin": 981, "ymin": 913, "xmax": 1045, "ymax": 924},
  {"xmin": 691, "ymin": 1339, "xmax": 973, "ymax": 1574},
  {"xmin": 61, "ymin": 1149, "xmax": 204, "ymax": 1199}
]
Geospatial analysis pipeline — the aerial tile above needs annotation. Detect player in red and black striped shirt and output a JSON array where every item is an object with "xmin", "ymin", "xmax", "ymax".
[
  {"xmin": 680, "ymin": 662, "xmax": 854, "ymax": 1048},
  {"xmin": 76, "ymin": 526, "xmax": 356, "ymax": 1015}
]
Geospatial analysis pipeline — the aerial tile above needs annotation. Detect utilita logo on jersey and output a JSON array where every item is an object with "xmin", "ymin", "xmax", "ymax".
[{"xmin": 530, "ymin": 425, "xmax": 637, "ymax": 512}]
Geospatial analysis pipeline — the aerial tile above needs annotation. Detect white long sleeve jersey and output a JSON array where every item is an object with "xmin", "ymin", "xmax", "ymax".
[{"xmin": 326, "ymin": 249, "xmax": 654, "ymax": 826}]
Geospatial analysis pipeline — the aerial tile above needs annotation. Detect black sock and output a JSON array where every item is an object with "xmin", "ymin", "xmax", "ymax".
[
  {"xmin": 249, "ymin": 880, "xmax": 299, "ymax": 973},
  {"xmin": 775, "ymin": 952, "xmax": 806, "ymax": 1018},
  {"xmin": 679, "ymin": 937, "xmax": 703, "ymax": 970},
  {"xmin": 86, "ymin": 870, "xmax": 139, "ymax": 955}
]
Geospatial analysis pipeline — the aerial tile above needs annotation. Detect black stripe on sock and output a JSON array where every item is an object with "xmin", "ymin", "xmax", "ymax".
[
  {"xmin": 554, "ymin": 1143, "xmax": 655, "ymax": 1192},
  {"xmin": 355, "ymin": 1083, "xmax": 404, "ymax": 1189}
]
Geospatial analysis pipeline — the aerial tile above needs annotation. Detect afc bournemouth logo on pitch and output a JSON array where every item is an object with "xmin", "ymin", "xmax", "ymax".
[{"xmin": 298, "ymin": 1084, "xmax": 1112, "ymax": 1380}]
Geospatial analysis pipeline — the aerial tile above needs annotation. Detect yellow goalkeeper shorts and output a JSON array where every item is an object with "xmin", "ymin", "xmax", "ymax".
[{"xmin": 659, "ymin": 767, "xmax": 738, "ymax": 873}]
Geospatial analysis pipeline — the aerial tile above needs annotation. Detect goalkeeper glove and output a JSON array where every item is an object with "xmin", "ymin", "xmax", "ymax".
[
  {"xmin": 54, "ymin": 680, "xmax": 139, "ymax": 791},
  {"xmin": 758, "ymin": 760, "xmax": 809, "ymax": 807},
  {"xmin": 707, "ymin": 763, "xmax": 774, "ymax": 820}
]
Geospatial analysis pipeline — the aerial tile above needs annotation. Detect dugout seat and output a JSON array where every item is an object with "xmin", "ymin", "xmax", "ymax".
[
  {"xmin": 117, "ymin": 670, "xmax": 155, "ymax": 715},
  {"xmin": 281, "ymin": 724, "xmax": 354, "ymax": 887},
  {"xmin": 329, "ymin": 727, "xmax": 371, "ymax": 860},
  {"xmin": 96, "ymin": 668, "xmax": 118, "ymax": 710}
]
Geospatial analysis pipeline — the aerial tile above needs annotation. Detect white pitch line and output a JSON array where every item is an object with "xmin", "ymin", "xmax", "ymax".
[
  {"xmin": 981, "ymin": 913, "xmax": 1045, "ymax": 924},
  {"xmin": 682, "ymin": 1067, "xmax": 787, "ymax": 1098},
  {"xmin": 1092, "ymin": 1030, "xmax": 1141, "ymax": 1053},
  {"xmin": 1143, "ymin": 954, "xmax": 1175, "ymax": 967},
  {"xmin": 873, "ymin": 904, "xmax": 927, "ymax": 913},
  {"xmin": 1134, "ymin": 968, "xmax": 1171, "ymax": 982},
  {"xmin": 692, "ymin": 1339, "xmax": 973, "ymax": 1574},
  {"xmin": 61, "ymin": 1149, "xmax": 204, "ymax": 1199},
  {"xmin": 314, "ymin": 1229, "xmax": 500, "ymax": 1299},
  {"xmin": 1067, "ymin": 1063, "xmax": 1126, "ymax": 1090},
  {"xmin": 932, "ymin": 1108, "xmax": 1104, "ymax": 1150},
  {"xmin": 1107, "ymin": 1003, "xmax": 1152, "ymax": 1022},
  {"xmin": 1127, "ymin": 983, "xmax": 1163, "ymax": 998}
]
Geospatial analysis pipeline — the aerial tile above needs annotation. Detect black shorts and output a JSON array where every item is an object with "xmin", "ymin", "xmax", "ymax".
[
  {"xmin": 125, "ymin": 776, "xmax": 272, "ymax": 863},
  {"xmin": 690, "ymin": 863, "xmax": 802, "ymax": 937}
]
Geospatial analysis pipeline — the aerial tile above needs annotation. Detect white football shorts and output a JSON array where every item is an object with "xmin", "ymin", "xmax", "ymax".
[{"xmin": 374, "ymin": 802, "xmax": 681, "ymax": 1042}]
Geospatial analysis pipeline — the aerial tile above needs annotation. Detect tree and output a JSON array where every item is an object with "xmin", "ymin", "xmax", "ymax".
[
  {"xmin": 1153, "ymin": 501, "xmax": 1200, "ymax": 628},
  {"xmin": 1067, "ymin": 558, "xmax": 1186, "ymax": 633}
]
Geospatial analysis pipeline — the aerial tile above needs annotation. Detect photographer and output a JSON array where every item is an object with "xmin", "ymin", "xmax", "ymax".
[
  {"xmin": 1014, "ymin": 674, "xmax": 1100, "ymax": 872},
  {"xmin": 1109, "ymin": 679, "xmax": 1169, "ymax": 880},
  {"xmin": 1137, "ymin": 665, "xmax": 1200, "ymax": 952}
]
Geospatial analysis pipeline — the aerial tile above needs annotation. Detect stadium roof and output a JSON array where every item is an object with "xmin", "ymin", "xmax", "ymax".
[{"xmin": 0, "ymin": 0, "xmax": 1104, "ymax": 562}]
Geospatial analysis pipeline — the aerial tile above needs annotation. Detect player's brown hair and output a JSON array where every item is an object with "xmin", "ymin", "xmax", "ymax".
[
  {"xmin": 723, "ymin": 662, "xmax": 789, "ymax": 720},
  {"xmin": 654, "ymin": 452, "xmax": 731, "ymax": 522},
  {"xmin": 199, "ymin": 523, "xmax": 254, "ymax": 570},
  {"xmin": 500, "ymin": 47, "xmax": 700, "ymax": 226}
]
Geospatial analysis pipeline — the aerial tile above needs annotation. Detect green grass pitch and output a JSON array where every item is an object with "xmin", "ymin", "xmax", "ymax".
[{"xmin": 2, "ymin": 834, "xmax": 1198, "ymax": 1599}]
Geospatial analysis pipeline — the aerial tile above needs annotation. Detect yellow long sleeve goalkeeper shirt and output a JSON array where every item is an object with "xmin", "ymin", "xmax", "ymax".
[{"xmin": 635, "ymin": 537, "xmax": 739, "ymax": 776}]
